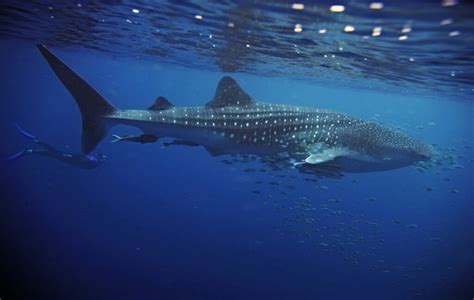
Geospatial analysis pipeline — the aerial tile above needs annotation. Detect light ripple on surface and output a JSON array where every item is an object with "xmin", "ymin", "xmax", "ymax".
[{"xmin": 1, "ymin": 0, "xmax": 473, "ymax": 99}]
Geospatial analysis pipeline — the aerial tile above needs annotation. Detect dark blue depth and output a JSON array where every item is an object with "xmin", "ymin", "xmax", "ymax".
[{"xmin": 0, "ymin": 38, "xmax": 473, "ymax": 300}]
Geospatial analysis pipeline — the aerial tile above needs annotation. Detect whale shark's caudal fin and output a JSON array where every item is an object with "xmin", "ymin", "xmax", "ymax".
[{"xmin": 37, "ymin": 44, "xmax": 117, "ymax": 153}]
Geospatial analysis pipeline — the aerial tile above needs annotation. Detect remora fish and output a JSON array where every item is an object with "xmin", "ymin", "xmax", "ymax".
[{"xmin": 37, "ymin": 45, "xmax": 433, "ymax": 173}]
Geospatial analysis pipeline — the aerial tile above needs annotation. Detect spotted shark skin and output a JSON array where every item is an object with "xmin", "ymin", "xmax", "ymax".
[
  {"xmin": 108, "ymin": 104, "xmax": 343, "ymax": 155},
  {"xmin": 37, "ymin": 44, "xmax": 433, "ymax": 173},
  {"xmin": 108, "ymin": 103, "xmax": 433, "ymax": 172}
]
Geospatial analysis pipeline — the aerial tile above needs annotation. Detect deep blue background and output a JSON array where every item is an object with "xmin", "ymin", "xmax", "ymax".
[{"xmin": 0, "ymin": 40, "xmax": 473, "ymax": 300}]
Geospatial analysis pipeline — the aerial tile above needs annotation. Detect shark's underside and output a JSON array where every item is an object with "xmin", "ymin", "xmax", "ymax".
[{"xmin": 37, "ymin": 45, "xmax": 433, "ymax": 174}]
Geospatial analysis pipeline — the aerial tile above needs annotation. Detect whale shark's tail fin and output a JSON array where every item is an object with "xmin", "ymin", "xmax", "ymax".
[{"xmin": 37, "ymin": 44, "xmax": 117, "ymax": 153}]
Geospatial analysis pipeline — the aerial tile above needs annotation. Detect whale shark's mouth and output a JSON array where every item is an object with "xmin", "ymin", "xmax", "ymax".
[{"xmin": 414, "ymin": 143, "xmax": 436, "ymax": 162}]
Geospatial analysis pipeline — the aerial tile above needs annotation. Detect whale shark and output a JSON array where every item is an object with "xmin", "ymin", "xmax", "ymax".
[{"xmin": 37, "ymin": 44, "xmax": 433, "ymax": 174}]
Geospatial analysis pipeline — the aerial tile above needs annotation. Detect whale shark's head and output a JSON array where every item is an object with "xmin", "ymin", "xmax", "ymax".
[
  {"xmin": 380, "ymin": 137, "xmax": 434, "ymax": 164},
  {"xmin": 337, "ymin": 122, "xmax": 434, "ymax": 172},
  {"xmin": 364, "ymin": 124, "xmax": 434, "ymax": 169}
]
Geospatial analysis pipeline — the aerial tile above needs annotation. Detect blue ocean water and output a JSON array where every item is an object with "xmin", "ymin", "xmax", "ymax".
[{"xmin": 1, "ymin": 1, "xmax": 473, "ymax": 300}]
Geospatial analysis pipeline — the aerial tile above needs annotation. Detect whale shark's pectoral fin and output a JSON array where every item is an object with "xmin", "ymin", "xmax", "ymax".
[
  {"xmin": 162, "ymin": 142, "xmax": 222, "ymax": 156},
  {"xmin": 111, "ymin": 134, "xmax": 158, "ymax": 144},
  {"xmin": 161, "ymin": 139, "xmax": 200, "ymax": 148},
  {"xmin": 204, "ymin": 146, "xmax": 226, "ymax": 157},
  {"xmin": 304, "ymin": 147, "xmax": 349, "ymax": 164}
]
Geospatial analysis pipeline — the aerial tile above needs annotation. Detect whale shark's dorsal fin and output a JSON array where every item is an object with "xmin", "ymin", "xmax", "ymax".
[
  {"xmin": 148, "ymin": 96, "xmax": 174, "ymax": 111},
  {"xmin": 206, "ymin": 76, "xmax": 254, "ymax": 108}
]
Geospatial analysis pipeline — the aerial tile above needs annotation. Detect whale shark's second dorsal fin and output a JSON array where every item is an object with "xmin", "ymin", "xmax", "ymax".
[
  {"xmin": 148, "ymin": 96, "xmax": 174, "ymax": 111},
  {"xmin": 206, "ymin": 76, "xmax": 254, "ymax": 108}
]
